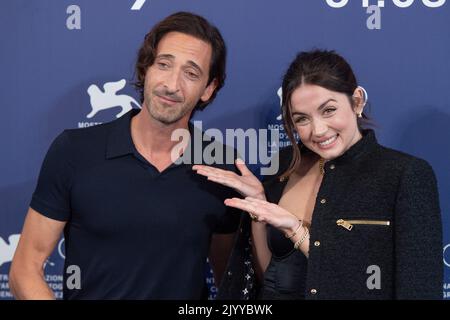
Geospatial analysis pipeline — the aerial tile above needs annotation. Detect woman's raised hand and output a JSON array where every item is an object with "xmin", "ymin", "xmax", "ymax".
[{"xmin": 192, "ymin": 159, "xmax": 265, "ymax": 200}]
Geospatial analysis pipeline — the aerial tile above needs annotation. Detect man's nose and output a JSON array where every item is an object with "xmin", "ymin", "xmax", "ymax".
[{"xmin": 163, "ymin": 69, "xmax": 181, "ymax": 93}]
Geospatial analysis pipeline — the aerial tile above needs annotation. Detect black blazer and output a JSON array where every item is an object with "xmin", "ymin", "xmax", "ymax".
[{"xmin": 217, "ymin": 130, "xmax": 443, "ymax": 300}]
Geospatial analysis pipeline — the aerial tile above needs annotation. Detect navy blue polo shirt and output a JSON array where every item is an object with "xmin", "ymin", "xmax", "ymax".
[{"xmin": 30, "ymin": 109, "xmax": 241, "ymax": 299}]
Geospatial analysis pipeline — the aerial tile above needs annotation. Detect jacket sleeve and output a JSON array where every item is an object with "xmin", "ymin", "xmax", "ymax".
[{"xmin": 394, "ymin": 158, "xmax": 443, "ymax": 299}]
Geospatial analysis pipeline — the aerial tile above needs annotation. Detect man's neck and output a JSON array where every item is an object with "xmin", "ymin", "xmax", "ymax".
[{"xmin": 131, "ymin": 108, "xmax": 189, "ymax": 156}]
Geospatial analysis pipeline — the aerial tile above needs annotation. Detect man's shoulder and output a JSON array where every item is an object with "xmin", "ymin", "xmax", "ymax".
[
  {"xmin": 65, "ymin": 120, "xmax": 115, "ymax": 141},
  {"xmin": 58, "ymin": 117, "xmax": 123, "ymax": 152},
  {"xmin": 47, "ymin": 118, "xmax": 122, "ymax": 165}
]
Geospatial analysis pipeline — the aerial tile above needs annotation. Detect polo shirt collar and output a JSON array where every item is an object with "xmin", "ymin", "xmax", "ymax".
[
  {"xmin": 105, "ymin": 109, "xmax": 201, "ymax": 162},
  {"xmin": 106, "ymin": 109, "xmax": 139, "ymax": 159}
]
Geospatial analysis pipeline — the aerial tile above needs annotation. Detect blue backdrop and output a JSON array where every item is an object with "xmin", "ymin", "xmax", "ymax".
[{"xmin": 1, "ymin": 0, "xmax": 449, "ymax": 299}]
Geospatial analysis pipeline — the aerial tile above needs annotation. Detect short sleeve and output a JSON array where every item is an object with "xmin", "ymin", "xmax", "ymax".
[{"xmin": 30, "ymin": 131, "xmax": 74, "ymax": 221}]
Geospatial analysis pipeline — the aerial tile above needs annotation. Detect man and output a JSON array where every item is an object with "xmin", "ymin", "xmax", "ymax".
[{"xmin": 9, "ymin": 12, "xmax": 241, "ymax": 299}]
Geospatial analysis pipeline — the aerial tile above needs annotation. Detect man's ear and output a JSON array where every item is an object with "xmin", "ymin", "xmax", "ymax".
[{"xmin": 200, "ymin": 79, "xmax": 218, "ymax": 103}]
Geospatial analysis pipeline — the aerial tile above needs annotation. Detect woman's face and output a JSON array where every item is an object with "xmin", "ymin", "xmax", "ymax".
[{"xmin": 290, "ymin": 84, "xmax": 362, "ymax": 160}]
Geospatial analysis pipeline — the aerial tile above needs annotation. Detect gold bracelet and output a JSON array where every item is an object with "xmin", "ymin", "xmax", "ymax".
[
  {"xmin": 294, "ymin": 227, "xmax": 309, "ymax": 250},
  {"xmin": 284, "ymin": 220, "xmax": 303, "ymax": 239}
]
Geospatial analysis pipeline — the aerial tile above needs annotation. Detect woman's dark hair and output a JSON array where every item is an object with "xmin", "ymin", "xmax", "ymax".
[
  {"xmin": 134, "ymin": 12, "xmax": 227, "ymax": 110},
  {"xmin": 280, "ymin": 49, "xmax": 369, "ymax": 179}
]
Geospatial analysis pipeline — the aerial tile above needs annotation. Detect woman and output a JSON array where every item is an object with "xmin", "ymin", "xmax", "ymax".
[{"xmin": 193, "ymin": 50, "xmax": 442, "ymax": 299}]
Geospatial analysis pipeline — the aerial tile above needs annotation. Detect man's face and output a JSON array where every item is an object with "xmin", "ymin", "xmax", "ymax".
[{"xmin": 143, "ymin": 32, "xmax": 216, "ymax": 125}]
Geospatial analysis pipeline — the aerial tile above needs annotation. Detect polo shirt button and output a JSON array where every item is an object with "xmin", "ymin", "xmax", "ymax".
[
  {"xmin": 330, "ymin": 164, "xmax": 335, "ymax": 170},
  {"xmin": 310, "ymin": 289, "xmax": 317, "ymax": 295},
  {"xmin": 320, "ymin": 198, "xmax": 326, "ymax": 204},
  {"xmin": 314, "ymin": 241, "xmax": 321, "ymax": 247}
]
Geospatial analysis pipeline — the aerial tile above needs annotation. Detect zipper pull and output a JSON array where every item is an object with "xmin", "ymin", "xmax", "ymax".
[{"xmin": 336, "ymin": 219, "xmax": 353, "ymax": 231}]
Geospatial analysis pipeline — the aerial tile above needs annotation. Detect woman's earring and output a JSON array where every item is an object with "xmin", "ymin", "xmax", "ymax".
[
  {"xmin": 358, "ymin": 86, "xmax": 368, "ymax": 106},
  {"xmin": 356, "ymin": 86, "xmax": 368, "ymax": 118}
]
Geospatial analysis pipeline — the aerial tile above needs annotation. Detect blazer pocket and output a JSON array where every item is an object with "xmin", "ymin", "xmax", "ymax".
[{"xmin": 336, "ymin": 219, "xmax": 391, "ymax": 231}]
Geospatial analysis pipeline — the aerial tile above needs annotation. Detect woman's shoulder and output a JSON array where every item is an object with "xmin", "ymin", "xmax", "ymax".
[{"xmin": 370, "ymin": 144, "xmax": 435, "ymax": 177}]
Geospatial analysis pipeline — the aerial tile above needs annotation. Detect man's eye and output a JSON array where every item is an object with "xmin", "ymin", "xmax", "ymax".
[
  {"xmin": 157, "ymin": 62, "xmax": 169, "ymax": 69},
  {"xmin": 186, "ymin": 71, "xmax": 199, "ymax": 79}
]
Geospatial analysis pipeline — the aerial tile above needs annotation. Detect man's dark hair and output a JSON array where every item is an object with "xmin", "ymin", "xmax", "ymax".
[{"xmin": 134, "ymin": 11, "xmax": 227, "ymax": 110}]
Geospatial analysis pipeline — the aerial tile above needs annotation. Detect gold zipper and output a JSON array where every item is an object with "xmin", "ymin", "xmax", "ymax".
[{"xmin": 336, "ymin": 219, "xmax": 391, "ymax": 231}]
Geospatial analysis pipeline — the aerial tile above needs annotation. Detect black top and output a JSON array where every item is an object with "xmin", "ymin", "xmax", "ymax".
[
  {"xmin": 30, "ymin": 109, "xmax": 241, "ymax": 299},
  {"xmin": 218, "ymin": 130, "xmax": 443, "ymax": 300},
  {"xmin": 261, "ymin": 229, "xmax": 308, "ymax": 299}
]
